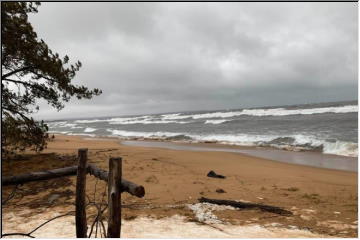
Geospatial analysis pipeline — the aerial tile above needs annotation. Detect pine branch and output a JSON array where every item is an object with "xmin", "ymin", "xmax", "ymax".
[{"xmin": 1, "ymin": 66, "xmax": 35, "ymax": 79}]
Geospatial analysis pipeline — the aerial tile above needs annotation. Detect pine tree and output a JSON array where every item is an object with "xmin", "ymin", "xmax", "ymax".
[{"xmin": 1, "ymin": 2, "xmax": 102, "ymax": 153}]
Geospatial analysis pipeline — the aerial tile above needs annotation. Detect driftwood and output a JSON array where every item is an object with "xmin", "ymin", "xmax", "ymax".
[
  {"xmin": 199, "ymin": 197, "xmax": 293, "ymax": 216},
  {"xmin": 2, "ymin": 165, "xmax": 145, "ymax": 198}
]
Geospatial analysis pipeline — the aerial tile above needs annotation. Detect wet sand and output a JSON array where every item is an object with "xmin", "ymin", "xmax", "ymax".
[
  {"xmin": 122, "ymin": 140, "xmax": 357, "ymax": 172},
  {"xmin": 2, "ymin": 135, "xmax": 358, "ymax": 237}
]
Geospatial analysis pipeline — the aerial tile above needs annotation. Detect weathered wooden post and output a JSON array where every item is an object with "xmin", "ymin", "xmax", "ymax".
[
  {"xmin": 76, "ymin": 148, "xmax": 88, "ymax": 238},
  {"xmin": 107, "ymin": 157, "xmax": 122, "ymax": 238}
]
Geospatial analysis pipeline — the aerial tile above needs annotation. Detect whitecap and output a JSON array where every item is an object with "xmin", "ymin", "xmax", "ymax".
[
  {"xmin": 204, "ymin": 119, "xmax": 229, "ymax": 124},
  {"xmin": 106, "ymin": 129, "xmax": 180, "ymax": 138},
  {"xmin": 84, "ymin": 127, "xmax": 97, "ymax": 133},
  {"xmin": 323, "ymin": 141, "xmax": 358, "ymax": 157},
  {"xmin": 74, "ymin": 119, "xmax": 107, "ymax": 123},
  {"xmin": 167, "ymin": 105, "xmax": 358, "ymax": 120},
  {"xmin": 161, "ymin": 113, "xmax": 191, "ymax": 120}
]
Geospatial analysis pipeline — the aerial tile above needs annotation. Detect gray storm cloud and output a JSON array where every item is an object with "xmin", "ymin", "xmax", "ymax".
[{"xmin": 28, "ymin": 2, "xmax": 357, "ymax": 120}]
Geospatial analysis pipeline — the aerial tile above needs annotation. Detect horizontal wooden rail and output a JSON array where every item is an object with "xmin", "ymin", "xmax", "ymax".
[
  {"xmin": 2, "ymin": 164, "xmax": 145, "ymax": 198},
  {"xmin": 2, "ymin": 166, "xmax": 78, "ymax": 185},
  {"xmin": 87, "ymin": 164, "xmax": 145, "ymax": 198}
]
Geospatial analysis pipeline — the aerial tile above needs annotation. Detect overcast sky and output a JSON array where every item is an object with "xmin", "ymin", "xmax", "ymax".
[{"xmin": 29, "ymin": 2, "xmax": 358, "ymax": 120}]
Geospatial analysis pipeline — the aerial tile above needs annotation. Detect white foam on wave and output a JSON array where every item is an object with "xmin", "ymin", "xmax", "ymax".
[
  {"xmin": 58, "ymin": 105, "xmax": 358, "ymax": 127},
  {"xmin": 47, "ymin": 130, "xmax": 70, "ymax": 134},
  {"xmin": 46, "ymin": 121, "xmax": 83, "ymax": 129},
  {"xmin": 161, "ymin": 113, "xmax": 191, "ymax": 120},
  {"xmin": 107, "ymin": 129, "xmax": 180, "ymax": 138},
  {"xmin": 192, "ymin": 111, "xmax": 243, "ymax": 119},
  {"xmin": 74, "ymin": 117, "xmax": 148, "ymax": 124},
  {"xmin": 58, "ymin": 123, "xmax": 78, "ymax": 128},
  {"xmin": 194, "ymin": 133, "xmax": 358, "ymax": 157},
  {"xmin": 84, "ymin": 127, "xmax": 97, "ymax": 133},
  {"xmin": 74, "ymin": 119, "xmax": 106, "ymax": 123},
  {"xmin": 47, "ymin": 121, "xmax": 72, "ymax": 128},
  {"xmin": 71, "ymin": 126, "xmax": 83, "ymax": 129},
  {"xmin": 240, "ymin": 105, "xmax": 358, "ymax": 117},
  {"xmin": 323, "ymin": 141, "xmax": 358, "ymax": 157},
  {"xmin": 192, "ymin": 133, "xmax": 275, "ymax": 146},
  {"xmin": 67, "ymin": 133, "xmax": 96, "ymax": 137},
  {"xmin": 204, "ymin": 119, "xmax": 229, "ymax": 124},
  {"xmin": 108, "ymin": 119, "xmax": 187, "ymax": 125},
  {"xmin": 74, "ymin": 115, "xmax": 188, "ymax": 125},
  {"xmin": 160, "ymin": 105, "xmax": 358, "ymax": 120},
  {"xmin": 47, "ymin": 121, "xmax": 67, "ymax": 126},
  {"xmin": 105, "ymin": 129, "xmax": 357, "ymax": 157}
]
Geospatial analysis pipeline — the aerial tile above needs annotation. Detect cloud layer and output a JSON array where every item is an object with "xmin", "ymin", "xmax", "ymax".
[{"xmin": 28, "ymin": 2, "xmax": 358, "ymax": 120}]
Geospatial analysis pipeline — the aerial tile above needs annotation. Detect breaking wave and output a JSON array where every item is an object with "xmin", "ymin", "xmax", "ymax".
[
  {"xmin": 108, "ymin": 119, "xmax": 187, "ymax": 125},
  {"xmin": 84, "ymin": 127, "xmax": 97, "ymax": 133},
  {"xmin": 323, "ymin": 141, "xmax": 358, "ymax": 157},
  {"xmin": 56, "ymin": 105, "xmax": 357, "ymax": 127},
  {"xmin": 205, "ymin": 119, "xmax": 230, "ymax": 124},
  {"xmin": 74, "ymin": 119, "xmax": 106, "ymax": 123},
  {"xmin": 106, "ymin": 129, "xmax": 180, "ymax": 138},
  {"xmin": 45, "ymin": 102, "xmax": 357, "ymax": 158},
  {"xmin": 47, "ymin": 122, "xmax": 82, "ymax": 129},
  {"xmin": 104, "ymin": 129, "xmax": 357, "ymax": 157},
  {"xmin": 74, "ymin": 116, "xmax": 188, "ymax": 125},
  {"xmin": 161, "ymin": 105, "xmax": 357, "ymax": 120},
  {"xmin": 161, "ymin": 113, "xmax": 191, "ymax": 120}
]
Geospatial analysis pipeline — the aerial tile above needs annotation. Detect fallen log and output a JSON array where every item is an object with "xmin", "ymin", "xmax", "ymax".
[
  {"xmin": 199, "ymin": 197, "xmax": 292, "ymax": 216},
  {"xmin": 2, "ymin": 165, "xmax": 145, "ymax": 198}
]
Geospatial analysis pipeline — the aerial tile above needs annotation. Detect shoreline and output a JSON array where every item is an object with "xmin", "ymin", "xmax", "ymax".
[
  {"xmin": 121, "ymin": 139, "xmax": 357, "ymax": 172},
  {"xmin": 59, "ymin": 133, "xmax": 357, "ymax": 172},
  {"xmin": 58, "ymin": 132, "xmax": 358, "ymax": 156},
  {"xmin": 2, "ymin": 134, "xmax": 358, "ymax": 237}
]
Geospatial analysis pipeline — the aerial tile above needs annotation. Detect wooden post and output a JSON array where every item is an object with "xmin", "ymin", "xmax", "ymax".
[
  {"xmin": 76, "ymin": 148, "xmax": 88, "ymax": 238},
  {"xmin": 107, "ymin": 157, "xmax": 122, "ymax": 238}
]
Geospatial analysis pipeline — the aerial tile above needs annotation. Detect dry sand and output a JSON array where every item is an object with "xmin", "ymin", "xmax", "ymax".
[{"xmin": 2, "ymin": 135, "xmax": 358, "ymax": 238}]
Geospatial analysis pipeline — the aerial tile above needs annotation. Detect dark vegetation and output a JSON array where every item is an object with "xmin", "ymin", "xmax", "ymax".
[{"xmin": 1, "ymin": 2, "xmax": 102, "ymax": 155}]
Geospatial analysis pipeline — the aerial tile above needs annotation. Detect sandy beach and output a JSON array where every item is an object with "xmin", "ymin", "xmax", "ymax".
[{"xmin": 2, "ymin": 134, "xmax": 358, "ymax": 238}]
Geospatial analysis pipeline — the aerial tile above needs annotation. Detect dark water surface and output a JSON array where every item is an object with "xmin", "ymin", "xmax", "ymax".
[{"xmin": 47, "ymin": 100, "xmax": 358, "ymax": 158}]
